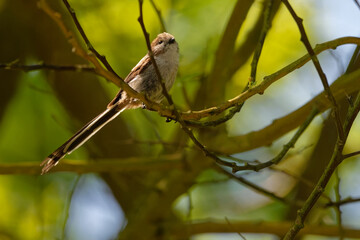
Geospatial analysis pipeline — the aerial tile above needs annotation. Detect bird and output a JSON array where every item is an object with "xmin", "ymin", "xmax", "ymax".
[{"xmin": 41, "ymin": 32, "xmax": 179, "ymax": 174}]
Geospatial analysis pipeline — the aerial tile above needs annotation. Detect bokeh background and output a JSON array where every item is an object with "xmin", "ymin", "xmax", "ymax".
[{"xmin": 0, "ymin": 0, "xmax": 360, "ymax": 239}]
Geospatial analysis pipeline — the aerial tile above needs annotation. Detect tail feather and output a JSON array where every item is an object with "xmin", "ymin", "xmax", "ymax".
[{"xmin": 41, "ymin": 103, "xmax": 126, "ymax": 174}]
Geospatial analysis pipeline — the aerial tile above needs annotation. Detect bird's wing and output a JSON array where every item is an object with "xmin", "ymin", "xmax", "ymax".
[{"xmin": 107, "ymin": 55, "xmax": 152, "ymax": 108}]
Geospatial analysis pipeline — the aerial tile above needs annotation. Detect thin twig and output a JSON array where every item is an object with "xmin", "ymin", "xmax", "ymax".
[
  {"xmin": 193, "ymin": 104, "xmax": 244, "ymax": 127},
  {"xmin": 149, "ymin": 0, "xmax": 166, "ymax": 32},
  {"xmin": 343, "ymin": 150, "xmax": 360, "ymax": 159},
  {"xmin": 281, "ymin": 0, "xmax": 345, "ymax": 142},
  {"xmin": 269, "ymin": 166, "xmax": 335, "ymax": 204},
  {"xmin": 232, "ymin": 107, "xmax": 319, "ymax": 172},
  {"xmin": 225, "ymin": 217, "xmax": 247, "ymax": 240},
  {"xmin": 216, "ymin": 165, "xmax": 304, "ymax": 207},
  {"xmin": 37, "ymin": 0, "xmax": 122, "ymax": 86},
  {"xmin": 62, "ymin": 0, "xmax": 122, "ymax": 80},
  {"xmin": 249, "ymin": 0, "xmax": 274, "ymax": 84},
  {"xmin": 354, "ymin": 0, "xmax": 360, "ymax": 10},
  {"xmin": 0, "ymin": 62, "xmax": 95, "ymax": 73},
  {"xmin": 325, "ymin": 197, "xmax": 360, "ymax": 207}
]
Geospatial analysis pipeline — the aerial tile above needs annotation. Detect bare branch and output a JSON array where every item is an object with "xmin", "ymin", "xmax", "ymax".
[
  {"xmin": 166, "ymin": 221, "xmax": 360, "ymax": 239},
  {"xmin": 215, "ymin": 165, "xmax": 303, "ymax": 207},
  {"xmin": 225, "ymin": 217, "xmax": 247, "ymax": 240},
  {"xmin": 0, "ymin": 62, "xmax": 95, "ymax": 73},
  {"xmin": 281, "ymin": 0, "xmax": 345, "ymax": 142},
  {"xmin": 232, "ymin": 108, "xmax": 319, "ymax": 172},
  {"xmin": 284, "ymin": 93, "xmax": 360, "ymax": 239},
  {"xmin": 343, "ymin": 150, "xmax": 360, "ymax": 159},
  {"xmin": 325, "ymin": 197, "xmax": 360, "ymax": 207},
  {"xmin": 182, "ymin": 37, "xmax": 360, "ymax": 123},
  {"xmin": 215, "ymin": 67, "xmax": 360, "ymax": 154},
  {"xmin": 354, "ymin": 0, "xmax": 360, "ymax": 10},
  {"xmin": 0, "ymin": 155, "xmax": 182, "ymax": 175},
  {"xmin": 249, "ymin": 0, "xmax": 274, "ymax": 84},
  {"xmin": 149, "ymin": 0, "xmax": 166, "ymax": 32},
  {"xmin": 62, "ymin": 0, "xmax": 122, "ymax": 80}
]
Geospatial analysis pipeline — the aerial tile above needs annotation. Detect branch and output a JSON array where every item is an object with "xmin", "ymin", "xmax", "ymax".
[
  {"xmin": 354, "ymin": 0, "xmax": 360, "ymax": 10},
  {"xmin": 281, "ymin": 0, "xmax": 345, "ymax": 141},
  {"xmin": 213, "ymin": 67, "xmax": 360, "ymax": 154},
  {"xmin": 61, "ymin": 0, "xmax": 122, "ymax": 79},
  {"xmin": 325, "ymin": 197, "xmax": 360, "ymax": 207},
  {"xmin": 183, "ymin": 37, "xmax": 360, "ymax": 123},
  {"xmin": 149, "ymin": 0, "xmax": 166, "ymax": 32},
  {"xmin": 0, "ymin": 155, "xmax": 182, "ymax": 175},
  {"xmin": 283, "ymin": 93, "xmax": 360, "ymax": 239},
  {"xmin": 37, "ymin": 0, "xmax": 360, "ymax": 126},
  {"xmin": 232, "ymin": 107, "xmax": 318, "ymax": 172},
  {"xmin": 193, "ymin": 0, "xmax": 276, "ymax": 129},
  {"xmin": 249, "ymin": 0, "xmax": 274, "ymax": 84},
  {"xmin": 228, "ymin": 0, "xmax": 280, "ymax": 79},
  {"xmin": 165, "ymin": 221, "xmax": 360, "ymax": 239},
  {"xmin": 186, "ymin": 104, "xmax": 244, "ymax": 128},
  {"xmin": 214, "ymin": 165, "xmax": 303, "ymax": 207},
  {"xmin": 37, "ymin": 1, "xmax": 104, "ymax": 76},
  {"xmin": 343, "ymin": 150, "xmax": 360, "ymax": 159},
  {"xmin": 0, "ymin": 62, "xmax": 95, "ymax": 73}
]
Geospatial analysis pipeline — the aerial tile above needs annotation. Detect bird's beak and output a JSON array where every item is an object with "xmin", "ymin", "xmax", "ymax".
[{"xmin": 169, "ymin": 38, "xmax": 176, "ymax": 44}]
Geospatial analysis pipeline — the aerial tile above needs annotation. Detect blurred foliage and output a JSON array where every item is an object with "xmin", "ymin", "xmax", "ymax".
[{"xmin": 0, "ymin": 0, "xmax": 360, "ymax": 240}]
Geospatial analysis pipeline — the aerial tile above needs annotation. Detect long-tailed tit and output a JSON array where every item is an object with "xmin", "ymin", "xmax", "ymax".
[{"xmin": 41, "ymin": 32, "xmax": 179, "ymax": 174}]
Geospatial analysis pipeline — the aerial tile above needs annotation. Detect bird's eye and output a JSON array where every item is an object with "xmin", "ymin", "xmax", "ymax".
[{"xmin": 158, "ymin": 40, "xmax": 163, "ymax": 45}]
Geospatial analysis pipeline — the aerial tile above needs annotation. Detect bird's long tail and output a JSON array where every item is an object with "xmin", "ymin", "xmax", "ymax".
[{"xmin": 41, "ymin": 102, "xmax": 127, "ymax": 174}]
